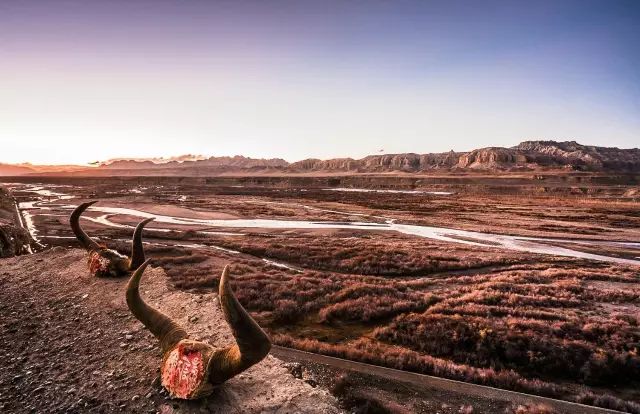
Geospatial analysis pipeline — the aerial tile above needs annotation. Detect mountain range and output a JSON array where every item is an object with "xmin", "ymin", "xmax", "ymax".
[{"xmin": 2, "ymin": 141, "xmax": 639, "ymax": 176}]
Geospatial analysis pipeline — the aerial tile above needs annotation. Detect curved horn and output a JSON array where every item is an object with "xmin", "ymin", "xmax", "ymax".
[
  {"xmin": 208, "ymin": 266, "xmax": 271, "ymax": 384},
  {"xmin": 69, "ymin": 201, "xmax": 100, "ymax": 251},
  {"xmin": 129, "ymin": 217, "xmax": 154, "ymax": 270},
  {"xmin": 126, "ymin": 260, "xmax": 188, "ymax": 353}
]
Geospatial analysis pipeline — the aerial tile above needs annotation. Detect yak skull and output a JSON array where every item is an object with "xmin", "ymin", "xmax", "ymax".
[
  {"xmin": 126, "ymin": 262, "xmax": 271, "ymax": 399},
  {"xmin": 70, "ymin": 201, "xmax": 153, "ymax": 277}
]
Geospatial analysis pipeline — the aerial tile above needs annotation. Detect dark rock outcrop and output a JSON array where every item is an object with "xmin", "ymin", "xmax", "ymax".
[
  {"xmin": 0, "ymin": 223, "xmax": 31, "ymax": 258},
  {"xmin": 0, "ymin": 187, "xmax": 31, "ymax": 257}
]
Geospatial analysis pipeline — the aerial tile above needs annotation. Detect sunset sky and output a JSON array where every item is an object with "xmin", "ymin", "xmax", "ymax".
[{"xmin": 0, "ymin": 0, "xmax": 638, "ymax": 165}]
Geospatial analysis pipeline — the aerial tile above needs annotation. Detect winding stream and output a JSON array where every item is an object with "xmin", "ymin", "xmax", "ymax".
[{"xmin": 10, "ymin": 183, "xmax": 640, "ymax": 266}]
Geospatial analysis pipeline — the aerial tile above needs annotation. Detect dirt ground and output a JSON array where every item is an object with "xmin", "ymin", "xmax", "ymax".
[{"xmin": 0, "ymin": 248, "xmax": 341, "ymax": 414}]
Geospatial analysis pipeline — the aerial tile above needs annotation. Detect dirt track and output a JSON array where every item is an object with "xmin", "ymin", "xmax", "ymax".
[{"xmin": 0, "ymin": 248, "xmax": 341, "ymax": 414}]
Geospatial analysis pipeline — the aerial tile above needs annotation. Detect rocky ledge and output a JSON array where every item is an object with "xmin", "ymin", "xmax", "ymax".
[{"xmin": 0, "ymin": 248, "xmax": 342, "ymax": 413}]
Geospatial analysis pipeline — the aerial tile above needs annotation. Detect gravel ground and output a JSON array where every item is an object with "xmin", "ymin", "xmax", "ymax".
[{"xmin": 0, "ymin": 248, "xmax": 342, "ymax": 414}]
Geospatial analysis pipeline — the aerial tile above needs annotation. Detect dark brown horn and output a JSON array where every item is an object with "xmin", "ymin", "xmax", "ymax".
[
  {"xmin": 208, "ymin": 266, "xmax": 271, "ymax": 384},
  {"xmin": 129, "ymin": 217, "xmax": 154, "ymax": 270},
  {"xmin": 126, "ymin": 260, "xmax": 188, "ymax": 353},
  {"xmin": 69, "ymin": 201, "xmax": 100, "ymax": 251}
]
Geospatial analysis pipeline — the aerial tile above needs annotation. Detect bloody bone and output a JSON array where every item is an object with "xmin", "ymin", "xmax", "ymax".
[
  {"xmin": 161, "ymin": 344, "xmax": 206, "ymax": 399},
  {"xmin": 126, "ymin": 262, "xmax": 271, "ymax": 399},
  {"xmin": 70, "ymin": 201, "xmax": 154, "ymax": 277}
]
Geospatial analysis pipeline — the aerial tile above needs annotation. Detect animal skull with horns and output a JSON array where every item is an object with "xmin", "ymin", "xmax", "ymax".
[
  {"xmin": 70, "ymin": 201, "xmax": 154, "ymax": 277},
  {"xmin": 126, "ymin": 261, "xmax": 271, "ymax": 399}
]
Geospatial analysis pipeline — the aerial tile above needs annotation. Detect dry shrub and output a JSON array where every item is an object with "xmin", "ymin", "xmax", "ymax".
[
  {"xmin": 511, "ymin": 404, "xmax": 554, "ymax": 414},
  {"xmin": 374, "ymin": 312, "xmax": 640, "ymax": 384},
  {"xmin": 215, "ymin": 233, "xmax": 517, "ymax": 277},
  {"xmin": 575, "ymin": 392, "xmax": 640, "ymax": 414},
  {"xmin": 318, "ymin": 287, "xmax": 438, "ymax": 324},
  {"xmin": 273, "ymin": 334, "xmax": 565, "ymax": 399}
]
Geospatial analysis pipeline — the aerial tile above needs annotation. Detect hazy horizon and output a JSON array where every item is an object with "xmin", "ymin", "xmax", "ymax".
[{"xmin": 1, "ymin": 0, "xmax": 638, "ymax": 165}]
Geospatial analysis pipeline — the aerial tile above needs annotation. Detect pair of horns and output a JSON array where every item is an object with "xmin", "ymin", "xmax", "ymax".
[
  {"xmin": 70, "ymin": 201, "xmax": 153, "ymax": 269},
  {"xmin": 127, "ymin": 262, "xmax": 271, "ymax": 384}
]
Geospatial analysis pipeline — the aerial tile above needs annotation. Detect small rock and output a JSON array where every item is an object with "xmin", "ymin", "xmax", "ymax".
[{"xmin": 284, "ymin": 362, "xmax": 303, "ymax": 379}]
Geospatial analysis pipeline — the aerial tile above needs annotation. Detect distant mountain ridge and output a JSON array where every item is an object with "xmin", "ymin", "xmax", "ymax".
[
  {"xmin": 0, "ymin": 164, "xmax": 36, "ymax": 176},
  {"xmin": 0, "ymin": 163, "xmax": 88, "ymax": 176},
  {"xmin": 102, "ymin": 155, "xmax": 289, "ymax": 170},
  {"xmin": 99, "ymin": 154, "xmax": 208, "ymax": 166},
  {"xmin": 2, "ymin": 141, "xmax": 639, "ymax": 176},
  {"xmin": 512, "ymin": 141, "xmax": 640, "ymax": 171},
  {"xmin": 289, "ymin": 141, "xmax": 640, "ymax": 173}
]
